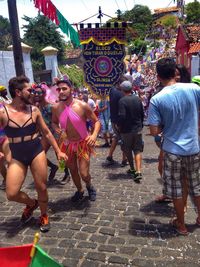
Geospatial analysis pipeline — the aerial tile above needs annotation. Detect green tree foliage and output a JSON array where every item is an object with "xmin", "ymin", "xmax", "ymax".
[
  {"xmin": 59, "ymin": 64, "xmax": 84, "ymax": 89},
  {"xmin": 122, "ymin": 5, "xmax": 152, "ymax": 39},
  {"xmin": 22, "ymin": 14, "xmax": 66, "ymax": 71},
  {"xmin": 0, "ymin": 15, "xmax": 12, "ymax": 50},
  {"xmin": 128, "ymin": 38, "xmax": 147, "ymax": 55},
  {"xmin": 161, "ymin": 15, "xmax": 177, "ymax": 28},
  {"xmin": 185, "ymin": 0, "xmax": 200, "ymax": 24}
]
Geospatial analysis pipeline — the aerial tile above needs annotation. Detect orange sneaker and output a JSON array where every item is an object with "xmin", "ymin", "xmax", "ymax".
[
  {"xmin": 39, "ymin": 214, "xmax": 50, "ymax": 232},
  {"xmin": 21, "ymin": 199, "xmax": 38, "ymax": 224}
]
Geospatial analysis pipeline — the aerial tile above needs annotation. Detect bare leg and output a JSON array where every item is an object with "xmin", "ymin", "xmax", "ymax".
[
  {"xmin": 134, "ymin": 152, "xmax": 142, "ymax": 173},
  {"xmin": 172, "ymin": 198, "xmax": 187, "ymax": 232},
  {"xmin": 6, "ymin": 160, "xmax": 35, "ymax": 207},
  {"xmin": 182, "ymin": 177, "xmax": 188, "ymax": 212},
  {"xmin": 107, "ymin": 138, "xmax": 117, "ymax": 158},
  {"xmin": 193, "ymin": 195, "xmax": 200, "ymax": 220},
  {"xmin": 79, "ymin": 156, "xmax": 96, "ymax": 201},
  {"xmin": 0, "ymin": 158, "xmax": 6, "ymax": 179},
  {"xmin": 30, "ymin": 151, "xmax": 48, "ymax": 215},
  {"xmin": 79, "ymin": 157, "xmax": 91, "ymax": 186},
  {"xmin": 67, "ymin": 153, "xmax": 83, "ymax": 192},
  {"xmin": 122, "ymin": 151, "xmax": 127, "ymax": 162},
  {"xmin": 123, "ymin": 147, "xmax": 134, "ymax": 170},
  {"xmin": 103, "ymin": 133, "xmax": 109, "ymax": 144}
]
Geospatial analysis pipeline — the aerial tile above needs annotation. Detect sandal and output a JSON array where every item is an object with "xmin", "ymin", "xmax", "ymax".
[
  {"xmin": 170, "ymin": 218, "xmax": 189, "ymax": 236},
  {"xmin": 155, "ymin": 195, "xmax": 172, "ymax": 203}
]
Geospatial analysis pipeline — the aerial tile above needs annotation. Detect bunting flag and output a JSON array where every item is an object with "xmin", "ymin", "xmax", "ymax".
[
  {"xmin": 33, "ymin": 0, "xmax": 80, "ymax": 48},
  {"xmin": 0, "ymin": 244, "xmax": 63, "ymax": 267},
  {"xmin": 79, "ymin": 25, "xmax": 127, "ymax": 97}
]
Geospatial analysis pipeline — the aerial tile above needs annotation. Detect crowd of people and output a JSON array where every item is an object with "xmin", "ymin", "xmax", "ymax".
[{"xmin": 0, "ymin": 57, "xmax": 200, "ymax": 236}]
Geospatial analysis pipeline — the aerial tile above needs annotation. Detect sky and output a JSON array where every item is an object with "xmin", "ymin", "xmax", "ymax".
[{"xmin": 0, "ymin": 0, "xmax": 194, "ymax": 37}]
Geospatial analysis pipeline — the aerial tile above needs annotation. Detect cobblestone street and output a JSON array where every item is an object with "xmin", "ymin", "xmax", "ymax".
[{"xmin": 0, "ymin": 127, "xmax": 200, "ymax": 267}]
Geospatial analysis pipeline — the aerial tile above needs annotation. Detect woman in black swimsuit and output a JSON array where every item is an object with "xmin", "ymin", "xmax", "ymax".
[{"xmin": 0, "ymin": 76, "xmax": 67, "ymax": 232}]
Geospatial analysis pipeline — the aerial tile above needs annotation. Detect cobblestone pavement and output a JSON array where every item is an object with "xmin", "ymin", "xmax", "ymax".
[{"xmin": 0, "ymin": 127, "xmax": 200, "ymax": 267}]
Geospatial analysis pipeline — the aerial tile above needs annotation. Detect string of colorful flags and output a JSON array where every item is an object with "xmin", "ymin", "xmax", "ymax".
[{"xmin": 33, "ymin": 0, "xmax": 80, "ymax": 48}]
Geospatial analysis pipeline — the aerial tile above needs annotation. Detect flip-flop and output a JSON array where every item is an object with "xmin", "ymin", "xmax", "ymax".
[
  {"xmin": 155, "ymin": 195, "xmax": 172, "ymax": 203},
  {"xmin": 170, "ymin": 218, "xmax": 189, "ymax": 236}
]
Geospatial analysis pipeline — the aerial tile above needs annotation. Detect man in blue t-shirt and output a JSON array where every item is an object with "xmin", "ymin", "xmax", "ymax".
[{"xmin": 148, "ymin": 58, "xmax": 200, "ymax": 235}]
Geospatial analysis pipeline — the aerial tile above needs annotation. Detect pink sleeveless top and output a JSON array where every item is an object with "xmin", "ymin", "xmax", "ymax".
[{"xmin": 59, "ymin": 102, "xmax": 88, "ymax": 140}]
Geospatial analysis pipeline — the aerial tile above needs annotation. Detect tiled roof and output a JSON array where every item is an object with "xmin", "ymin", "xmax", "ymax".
[
  {"xmin": 188, "ymin": 42, "xmax": 200, "ymax": 54},
  {"xmin": 154, "ymin": 6, "xmax": 180, "ymax": 14},
  {"xmin": 65, "ymin": 48, "xmax": 82, "ymax": 59},
  {"xmin": 183, "ymin": 25, "xmax": 200, "ymax": 42}
]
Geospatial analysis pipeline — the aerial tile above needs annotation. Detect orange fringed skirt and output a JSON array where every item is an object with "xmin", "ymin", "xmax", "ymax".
[{"xmin": 60, "ymin": 139, "xmax": 95, "ymax": 161}]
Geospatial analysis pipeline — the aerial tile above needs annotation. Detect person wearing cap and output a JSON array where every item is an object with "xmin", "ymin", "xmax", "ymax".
[
  {"xmin": 192, "ymin": 76, "xmax": 200, "ymax": 86},
  {"xmin": 118, "ymin": 80, "xmax": 144, "ymax": 182},
  {"xmin": 0, "ymin": 85, "xmax": 12, "ymax": 104}
]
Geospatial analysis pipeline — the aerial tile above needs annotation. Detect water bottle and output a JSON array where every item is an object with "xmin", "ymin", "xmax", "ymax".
[{"xmin": 59, "ymin": 159, "xmax": 65, "ymax": 172}]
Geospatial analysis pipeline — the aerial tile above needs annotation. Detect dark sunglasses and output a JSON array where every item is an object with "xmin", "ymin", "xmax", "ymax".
[
  {"xmin": 56, "ymin": 87, "xmax": 69, "ymax": 92},
  {"xmin": 27, "ymin": 88, "xmax": 44, "ymax": 95}
]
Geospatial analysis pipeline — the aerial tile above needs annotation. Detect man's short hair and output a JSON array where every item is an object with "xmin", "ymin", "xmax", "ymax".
[
  {"xmin": 156, "ymin": 58, "xmax": 176, "ymax": 80},
  {"xmin": 8, "ymin": 76, "xmax": 30, "ymax": 98},
  {"xmin": 56, "ymin": 79, "xmax": 72, "ymax": 88}
]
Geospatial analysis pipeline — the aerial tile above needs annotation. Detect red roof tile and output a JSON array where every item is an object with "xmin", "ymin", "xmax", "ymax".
[
  {"xmin": 154, "ymin": 6, "xmax": 180, "ymax": 14},
  {"xmin": 188, "ymin": 42, "xmax": 200, "ymax": 54},
  {"xmin": 183, "ymin": 25, "xmax": 200, "ymax": 42}
]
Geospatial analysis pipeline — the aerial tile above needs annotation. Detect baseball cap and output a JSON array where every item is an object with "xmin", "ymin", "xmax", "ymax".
[
  {"xmin": 192, "ymin": 75, "xmax": 200, "ymax": 86},
  {"xmin": 0, "ymin": 85, "xmax": 6, "ymax": 91},
  {"xmin": 120, "ymin": 80, "xmax": 133, "ymax": 92}
]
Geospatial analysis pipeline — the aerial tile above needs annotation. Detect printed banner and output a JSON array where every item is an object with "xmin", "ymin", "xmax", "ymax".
[{"xmin": 80, "ymin": 27, "xmax": 126, "ymax": 97}]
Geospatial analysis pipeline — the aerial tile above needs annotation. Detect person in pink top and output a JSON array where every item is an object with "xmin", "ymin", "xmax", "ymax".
[{"xmin": 52, "ymin": 79, "xmax": 101, "ymax": 202}]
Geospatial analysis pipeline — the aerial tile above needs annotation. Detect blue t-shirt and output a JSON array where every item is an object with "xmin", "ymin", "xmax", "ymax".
[{"xmin": 148, "ymin": 83, "xmax": 200, "ymax": 155}]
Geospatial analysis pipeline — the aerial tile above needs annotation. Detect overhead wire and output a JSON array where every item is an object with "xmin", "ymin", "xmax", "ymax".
[
  {"xmin": 114, "ymin": 0, "xmax": 120, "ymax": 10},
  {"xmin": 123, "ymin": 0, "xmax": 128, "ymax": 10},
  {"xmin": 167, "ymin": 0, "xmax": 174, "ymax": 7},
  {"xmin": 80, "ymin": 0, "xmax": 89, "ymax": 11}
]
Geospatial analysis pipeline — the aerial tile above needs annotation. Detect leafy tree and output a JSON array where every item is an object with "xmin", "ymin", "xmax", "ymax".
[
  {"xmin": 22, "ymin": 14, "xmax": 66, "ymax": 71},
  {"xmin": 128, "ymin": 38, "xmax": 147, "ymax": 55},
  {"xmin": 185, "ymin": 0, "xmax": 200, "ymax": 24},
  {"xmin": 161, "ymin": 15, "xmax": 177, "ymax": 28},
  {"xmin": 122, "ymin": 5, "xmax": 152, "ymax": 39},
  {"xmin": 0, "ymin": 16, "xmax": 12, "ymax": 50},
  {"xmin": 59, "ymin": 64, "xmax": 84, "ymax": 89}
]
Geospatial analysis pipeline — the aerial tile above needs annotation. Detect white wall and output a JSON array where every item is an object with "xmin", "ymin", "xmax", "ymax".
[
  {"xmin": 0, "ymin": 50, "xmax": 34, "ymax": 88},
  {"xmin": 191, "ymin": 55, "xmax": 200, "ymax": 77}
]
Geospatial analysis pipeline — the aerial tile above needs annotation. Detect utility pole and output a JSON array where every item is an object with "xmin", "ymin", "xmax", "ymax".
[{"xmin": 7, "ymin": 0, "xmax": 25, "ymax": 76}]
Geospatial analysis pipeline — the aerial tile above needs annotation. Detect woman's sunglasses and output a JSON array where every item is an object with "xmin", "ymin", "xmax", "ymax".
[{"xmin": 27, "ymin": 88, "xmax": 44, "ymax": 96}]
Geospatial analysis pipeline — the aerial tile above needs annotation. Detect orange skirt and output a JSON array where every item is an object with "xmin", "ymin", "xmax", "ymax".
[{"xmin": 60, "ymin": 138, "xmax": 95, "ymax": 161}]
